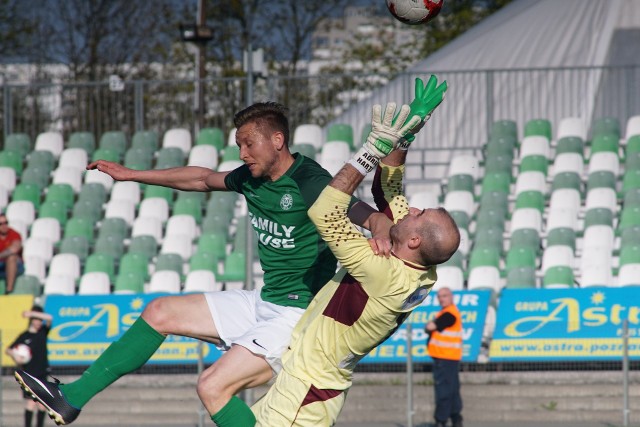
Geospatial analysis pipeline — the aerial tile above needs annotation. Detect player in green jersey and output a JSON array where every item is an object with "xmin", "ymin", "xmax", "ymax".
[{"xmin": 15, "ymin": 102, "xmax": 392, "ymax": 427}]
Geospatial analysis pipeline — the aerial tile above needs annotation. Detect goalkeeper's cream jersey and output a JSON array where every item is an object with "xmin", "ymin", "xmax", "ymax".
[{"xmin": 281, "ymin": 163, "xmax": 437, "ymax": 391}]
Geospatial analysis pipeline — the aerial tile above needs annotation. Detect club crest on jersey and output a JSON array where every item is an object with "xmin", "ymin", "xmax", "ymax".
[
  {"xmin": 280, "ymin": 193, "xmax": 293, "ymax": 210},
  {"xmin": 402, "ymin": 285, "xmax": 429, "ymax": 310}
]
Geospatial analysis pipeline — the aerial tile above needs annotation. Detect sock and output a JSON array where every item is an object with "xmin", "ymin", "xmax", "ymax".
[
  {"xmin": 36, "ymin": 410, "xmax": 46, "ymax": 427},
  {"xmin": 211, "ymin": 396, "xmax": 256, "ymax": 427},
  {"xmin": 24, "ymin": 409, "xmax": 33, "ymax": 427},
  {"xmin": 59, "ymin": 317, "xmax": 166, "ymax": 408}
]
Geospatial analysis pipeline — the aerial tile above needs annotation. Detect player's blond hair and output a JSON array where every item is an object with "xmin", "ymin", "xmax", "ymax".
[{"xmin": 234, "ymin": 102, "xmax": 291, "ymax": 146}]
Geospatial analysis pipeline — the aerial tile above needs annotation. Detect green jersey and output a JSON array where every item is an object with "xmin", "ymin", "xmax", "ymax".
[{"xmin": 224, "ymin": 154, "xmax": 338, "ymax": 309}]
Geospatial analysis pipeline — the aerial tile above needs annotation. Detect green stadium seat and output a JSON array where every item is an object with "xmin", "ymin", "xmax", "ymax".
[
  {"xmin": 622, "ymin": 170, "xmax": 640, "ymax": 196},
  {"xmin": 68, "ymin": 132, "xmax": 96, "ymax": 156},
  {"xmin": 509, "ymin": 228, "xmax": 542, "ymax": 255},
  {"xmin": 505, "ymin": 246, "xmax": 536, "ymax": 272},
  {"xmin": 173, "ymin": 197, "xmax": 203, "ymax": 224},
  {"xmin": 94, "ymin": 234, "xmax": 125, "ymax": 260},
  {"xmin": 21, "ymin": 167, "xmax": 49, "ymax": 191},
  {"xmin": 592, "ymin": 117, "xmax": 620, "ymax": 139},
  {"xmin": 543, "ymin": 266, "xmax": 575, "ymax": 288},
  {"xmin": 189, "ymin": 251, "xmax": 218, "ymax": 274},
  {"xmin": 99, "ymin": 131, "xmax": 127, "ymax": 159},
  {"xmin": 232, "ymin": 216, "xmax": 249, "ymax": 252},
  {"xmin": 583, "ymin": 207, "xmax": 614, "ymax": 228},
  {"xmin": 448, "ymin": 211, "xmax": 469, "ymax": 231},
  {"xmin": 114, "ymin": 271, "xmax": 145, "ymax": 294},
  {"xmin": 524, "ymin": 119, "xmax": 552, "ymax": 140},
  {"xmin": 590, "ymin": 134, "xmax": 620, "ymax": 157},
  {"xmin": 587, "ymin": 171, "xmax": 616, "ymax": 192},
  {"xmin": 197, "ymin": 233, "xmax": 227, "ymax": 262},
  {"xmin": 519, "ymin": 155, "xmax": 548, "ymax": 175},
  {"xmin": 132, "ymin": 130, "xmax": 159, "ymax": 153},
  {"xmin": 468, "ymin": 246, "xmax": 500, "ymax": 270},
  {"xmin": 12, "ymin": 183, "xmax": 42, "ymax": 209},
  {"xmin": 72, "ymin": 199, "xmax": 102, "ymax": 223},
  {"xmin": 45, "ymin": 183, "xmax": 75, "ymax": 211},
  {"xmin": 84, "ymin": 253, "xmax": 116, "ymax": 283},
  {"xmin": 546, "ymin": 227, "xmax": 576, "ymax": 252},
  {"xmin": 0, "ymin": 150, "xmax": 23, "ymax": 176},
  {"xmin": 620, "ymin": 225, "xmax": 640, "ymax": 248},
  {"xmin": 505, "ymin": 267, "xmax": 536, "ymax": 289},
  {"xmin": 206, "ymin": 192, "xmax": 237, "ymax": 217},
  {"xmin": 221, "ymin": 145, "xmax": 240, "ymax": 162},
  {"xmin": 27, "ymin": 150, "xmax": 55, "ymax": 173},
  {"xmin": 555, "ymin": 137, "xmax": 584, "ymax": 156},
  {"xmin": 202, "ymin": 213, "xmax": 230, "ymax": 236},
  {"xmin": 481, "ymin": 172, "xmax": 511, "ymax": 194},
  {"xmin": 485, "ymin": 137, "xmax": 516, "ymax": 158},
  {"xmin": 619, "ymin": 245, "xmax": 640, "ymax": 267},
  {"xmin": 92, "ymin": 148, "xmax": 120, "ymax": 163},
  {"xmin": 290, "ymin": 143, "xmax": 317, "ymax": 160},
  {"xmin": 475, "ymin": 208, "xmax": 506, "ymax": 231},
  {"xmin": 129, "ymin": 236, "xmax": 159, "ymax": 260},
  {"xmin": 12, "ymin": 275, "xmax": 42, "ymax": 296},
  {"xmin": 479, "ymin": 191, "xmax": 508, "ymax": 214},
  {"xmin": 64, "ymin": 217, "xmax": 95, "ymax": 244},
  {"xmin": 59, "ymin": 236, "xmax": 90, "ymax": 262},
  {"xmin": 447, "ymin": 174, "xmax": 475, "ymax": 193},
  {"xmin": 124, "ymin": 147, "xmax": 153, "ymax": 170},
  {"xmin": 5, "ymin": 133, "xmax": 32, "ymax": 157},
  {"xmin": 196, "ymin": 127, "xmax": 225, "ymax": 151},
  {"xmin": 39, "ymin": 200, "xmax": 68, "ymax": 226},
  {"xmin": 626, "ymin": 135, "xmax": 640, "ymax": 155},
  {"xmin": 624, "ymin": 189, "xmax": 640, "ymax": 207},
  {"xmin": 515, "ymin": 191, "xmax": 545, "ymax": 213},
  {"xmin": 618, "ymin": 206, "xmax": 640, "ymax": 232},
  {"xmin": 441, "ymin": 250, "xmax": 463, "ymax": 269},
  {"xmin": 474, "ymin": 227, "xmax": 504, "ymax": 254},
  {"xmin": 98, "ymin": 217, "xmax": 128, "ymax": 241},
  {"xmin": 491, "ymin": 120, "xmax": 517, "ymax": 140},
  {"xmin": 119, "ymin": 252, "xmax": 150, "ymax": 281},
  {"xmin": 327, "ymin": 123, "xmax": 354, "ymax": 148},
  {"xmin": 155, "ymin": 253, "xmax": 183, "ymax": 277},
  {"xmin": 626, "ymin": 152, "xmax": 640, "ymax": 171},
  {"xmin": 155, "ymin": 147, "xmax": 184, "ymax": 169},
  {"xmin": 218, "ymin": 251, "xmax": 246, "ymax": 282},
  {"xmin": 552, "ymin": 172, "xmax": 582, "ymax": 193},
  {"xmin": 144, "ymin": 185, "xmax": 174, "ymax": 206}
]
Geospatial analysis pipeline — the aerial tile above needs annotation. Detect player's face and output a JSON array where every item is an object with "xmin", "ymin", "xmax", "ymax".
[
  {"xmin": 390, "ymin": 207, "xmax": 432, "ymax": 244},
  {"xmin": 236, "ymin": 122, "xmax": 280, "ymax": 179}
]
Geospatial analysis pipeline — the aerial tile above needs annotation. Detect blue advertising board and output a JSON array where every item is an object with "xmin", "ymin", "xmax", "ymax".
[
  {"xmin": 44, "ymin": 294, "xmax": 223, "ymax": 365},
  {"xmin": 361, "ymin": 290, "xmax": 491, "ymax": 363},
  {"xmin": 490, "ymin": 288, "xmax": 640, "ymax": 361}
]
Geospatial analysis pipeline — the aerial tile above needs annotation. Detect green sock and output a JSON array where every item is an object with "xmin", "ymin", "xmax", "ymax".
[
  {"xmin": 211, "ymin": 396, "xmax": 256, "ymax": 427},
  {"xmin": 59, "ymin": 317, "xmax": 165, "ymax": 408}
]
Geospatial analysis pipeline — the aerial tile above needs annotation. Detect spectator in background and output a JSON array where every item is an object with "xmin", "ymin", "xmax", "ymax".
[
  {"xmin": 6, "ymin": 306, "xmax": 53, "ymax": 427},
  {"xmin": 426, "ymin": 287, "xmax": 464, "ymax": 427},
  {"xmin": 0, "ymin": 213, "xmax": 24, "ymax": 294}
]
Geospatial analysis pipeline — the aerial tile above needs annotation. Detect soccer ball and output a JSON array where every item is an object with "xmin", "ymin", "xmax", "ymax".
[
  {"xmin": 11, "ymin": 343, "xmax": 32, "ymax": 365},
  {"xmin": 386, "ymin": 0, "xmax": 443, "ymax": 25}
]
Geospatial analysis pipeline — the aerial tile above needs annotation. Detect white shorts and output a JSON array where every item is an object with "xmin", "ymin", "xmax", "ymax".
[{"xmin": 205, "ymin": 288, "xmax": 304, "ymax": 374}]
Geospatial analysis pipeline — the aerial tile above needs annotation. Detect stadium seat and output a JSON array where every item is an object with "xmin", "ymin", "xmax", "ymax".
[
  {"xmin": 197, "ymin": 232, "xmax": 227, "ymax": 263},
  {"xmin": 622, "ymin": 170, "xmax": 640, "ymax": 196},
  {"xmin": 543, "ymin": 266, "xmax": 575, "ymax": 288},
  {"xmin": 290, "ymin": 143, "xmax": 317, "ymax": 160},
  {"xmin": 111, "ymin": 181, "xmax": 141, "ymax": 205},
  {"xmin": 474, "ymin": 227, "xmax": 504, "ymax": 254},
  {"xmin": 20, "ymin": 166, "xmax": 50, "ymax": 190},
  {"xmin": 619, "ymin": 245, "xmax": 640, "ymax": 267},
  {"xmin": 545, "ymin": 227, "xmax": 576, "ymax": 252},
  {"xmin": 227, "ymin": 128, "xmax": 237, "ymax": 146},
  {"xmin": 84, "ymin": 169, "xmax": 113, "ymax": 193},
  {"xmin": 491, "ymin": 120, "xmax": 517, "ymax": 140},
  {"xmin": 408, "ymin": 190, "xmax": 439, "ymax": 209},
  {"xmin": 546, "ymin": 208, "xmax": 578, "ymax": 232},
  {"xmin": 58, "ymin": 236, "xmax": 90, "ymax": 263},
  {"xmin": 45, "ymin": 183, "xmax": 75, "ymax": 211},
  {"xmin": 6, "ymin": 201, "xmax": 36, "ymax": 227},
  {"xmin": 485, "ymin": 137, "xmax": 516, "ymax": 158},
  {"xmin": 78, "ymin": 182, "xmax": 107, "ymax": 205},
  {"xmin": 505, "ymin": 246, "xmax": 536, "ymax": 272},
  {"xmin": 515, "ymin": 191, "xmax": 544, "ymax": 213},
  {"xmin": 0, "ymin": 150, "xmax": 23, "ymax": 176},
  {"xmin": 12, "ymin": 275, "xmax": 42, "ymax": 296},
  {"xmin": 484, "ymin": 154, "xmax": 513, "ymax": 176},
  {"xmin": 467, "ymin": 266, "xmax": 501, "ymax": 293},
  {"xmin": 620, "ymin": 225, "xmax": 640, "ymax": 248},
  {"xmin": 30, "ymin": 218, "xmax": 61, "ymax": 245},
  {"xmin": 202, "ymin": 214, "xmax": 230, "ymax": 236},
  {"xmin": 580, "ymin": 251, "xmax": 613, "ymax": 287},
  {"xmin": 443, "ymin": 191, "xmax": 474, "ymax": 219},
  {"xmin": 549, "ymin": 187, "xmax": 581, "ymax": 212},
  {"xmin": 481, "ymin": 172, "xmax": 511, "ymax": 195},
  {"xmin": 626, "ymin": 115, "xmax": 640, "ymax": 139},
  {"xmin": 618, "ymin": 206, "xmax": 640, "ymax": 233},
  {"xmin": 542, "ymin": 246, "xmax": 574, "ymax": 274},
  {"xmin": 49, "ymin": 253, "xmax": 81, "ymax": 282},
  {"xmin": 557, "ymin": 117, "xmax": 587, "ymax": 141},
  {"xmin": 138, "ymin": 197, "xmax": 170, "ymax": 225},
  {"xmin": 166, "ymin": 214, "xmax": 198, "ymax": 240},
  {"xmin": 320, "ymin": 141, "xmax": 351, "ymax": 176},
  {"xmin": 98, "ymin": 217, "xmax": 128, "ymax": 241},
  {"xmin": 124, "ymin": 147, "xmax": 153, "ymax": 170},
  {"xmin": 505, "ymin": 267, "xmax": 537, "ymax": 289},
  {"xmin": 84, "ymin": 253, "xmax": 116, "ymax": 283},
  {"xmin": 91, "ymin": 148, "xmax": 120, "ymax": 163},
  {"xmin": 519, "ymin": 136, "xmax": 550, "ymax": 160},
  {"xmin": 519, "ymin": 155, "xmax": 548, "ymax": 176},
  {"xmin": 72, "ymin": 199, "xmax": 102, "ymax": 223},
  {"xmin": 0, "ymin": 167, "xmax": 17, "ymax": 192},
  {"xmin": 160, "ymin": 234, "xmax": 193, "ymax": 261},
  {"xmin": 173, "ymin": 197, "xmax": 203, "ymax": 225},
  {"xmin": 59, "ymin": 148, "xmax": 88, "ymax": 173},
  {"xmin": 113, "ymin": 271, "xmax": 145, "ymax": 294},
  {"xmin": 590, "ymin": 135, "xmax": 620, "ymax": 158},
  {"xmin": 184, "ymin": 270, "xmax": 221, "ymax": 293},
  {"xmin": 293, "ymin": 124, "xmax": 323, "ymax": 150},
  {"xmin": 510, "ymin": 208, "xmax": 542, "ymax": 234},
  {"xmin": 93, "ymin": 234, "xmax": 125, "ymax": 260},
  {"xmin": 156, "ymin": 147, "xmax": 185, "ymax": 169},
  {"xmin": 35, "ymin": 132, "xmax": 64, "ymax": 159},
  {"xmin": 553, "ymin": 153, "xmax": 584, "ymax": 176},
  {"xmin": 432, "ymin": 266, "xmax": 464, "ymax": 292},
  {"xmin": 217, "ymin": 160, "xmax": 243, "ymax": 172},
  {"xmin": 99, "ymin": 131, "xmax": 127, "ymax": 159},
  {"xmin": 53, "ymin": 167, "xmax": 82, "ymax": 194},
  {"xmin": 148, "ymin": 270, "xmax": 181, "ymax": 294},
  {"xmin": 64, "ymin": 217, "xmax": 95, "ymax": 244},
  {"xmin": 592, "ymin": 116, "xmax": 620, "ymax": 139},
  {"xmin": 188, "ymin": 145, "xmax": 219, "ymax": 170},
  {"xmin": 128, "ymin": 235, "xmax": 158, "ymax": 260},
  {"xmin": 23, "ymin": 256, "xmax": 46, "ymax": 284},
  {"xmin": 515, "ymin": 171, "xmax": 546, "ymax": 197},
  {"xmin": 586, "ymin": 171, "xmax": 616, "ymax": 192},
  {"xmin": 221, "ymin": 145, "xmax": 240, "ymax": 162},
  {"xmin": 475, "ymin": 208, "xmax": 506, "ymax": 231},
  {"xmin": 326, "ymin": 123, "xmax": 354, "ymax": 148},
  {"xmin": 196, "ymin": 127, "xmax": 225, "ymax": 151},
  {"xmin": 585, "ymin": 187, "xmax": 617, "ymax": 213},
  {"xmin": 583, "ymin": 226, "xmax": 615, "ymax": 255},
  {"xmin": 509, "ymin": 228, "xmax": 541, "ymax": 255},
  {"xmin": 555, "ymin": 136, "xmax": 585, "ymax": 156},
  {"xmin": 12, "ymin": 183, "xmax": 42, "ymax": 210},
  {"xmin": 162, "ymin": 128, "xmax": 192, "ymax": 155},
  {"xmin": 27, "ymin": 150, "xmax": 55, "ymax": 174},
  {"xmin": 449, "ymin": 211, "xmax": 469, "ymax": 231},
  {"xmin": 588, "ymin": 151, "xmax": 619, "ymax": 176},
  {"xmin": 104, "ymin": 199, "xmax": 136, "ymax": 227},
  {"xmin": 218, "ymin": 250, "xmax": 246, "ymax": 284},
  {"xmin": 132, "ymin": 130, "xmax": 159, "ymax": 153},
  {"xmin": 78, "ymin": 272, "xmax": 111, "ymax": 295},
  {"xmin": 68, "ymin": 132, "xmax": 96, "ymax": 156},
  {"xmin": 583, "ymin": 208, "xmax": 614, "ymax": 229},
  {"xmin": 618, "ymin": 264, "xmax": 640, "ymax": 287},
  {"xmin": 524, "ymin": 119, "xmax": 552, "ymax": 140},
  {"xmin": 479, "ymin": 191, "xmax": 508, "ymax": 215},
  {"xmin": 22, "ymin": 237, "xmax": 54, "ymax": 265},
  {"xmin": 468, "ymin": 246, "xmax": 500, "ymax": 271},
  {"xmin": 144, "ymin": 185, "xmax": 174, "ymax": 206},
  {"xmin": 0, "ymin": 186, "xmax": 7, "ymax": 211},
  {"xmin": 5, "ymin": 133, "xmax": 31, "ymax": 157},
  {"xmin": 189, "ymin": 251, "xmax": 218, "ymax": 274},
  {"xmin": 44, "ymin": 275, "xmax": 76, "ymax": 295},
  {"xmin": 624, "ymin": 189, "xmax": 640, "ymax": 207},
  {"xmin": 132, "ymin": 216, "xmax": 163, "ymax": 243},
  {"xmin": 448, "ymin": 156, "xmax": 481, "ymax": 181},
  {"xmin": 155, "ymin": 253, "xmax": 184, "ymax": 276},
  {"xmin": 119, "ymin": 252, "xmax": 150, "ymax": 281}
]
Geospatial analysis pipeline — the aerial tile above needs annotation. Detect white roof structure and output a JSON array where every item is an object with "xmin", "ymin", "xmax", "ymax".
[{"xmin": 331, "ymin": 0, "xmax": 639, "ymax": 154}]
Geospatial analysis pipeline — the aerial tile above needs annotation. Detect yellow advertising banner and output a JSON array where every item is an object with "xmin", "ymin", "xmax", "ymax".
[{"xmin": 0, "ymin": 295, "xmax": 35, "ymax": 366}]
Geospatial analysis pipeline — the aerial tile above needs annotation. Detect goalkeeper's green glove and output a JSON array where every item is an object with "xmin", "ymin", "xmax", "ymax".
[
  {"xmin": 397, "ymin": 75, "xmax": 448, "ymax": 150},
  {"xmin": 349, "ymin": 102, "xmax": 421, "ymax": 175}
]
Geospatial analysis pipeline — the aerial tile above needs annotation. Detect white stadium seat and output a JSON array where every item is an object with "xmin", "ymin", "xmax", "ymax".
[
  {"xmin": 588, "ymin": 152, "xmax": 619, "ymax": 176},
  {"xmin": 162, "ymin": 128, "xmax": 192, "ymax": 155},
  {"xmin": 227, "ymin": 128, "xmax": 237, "ymax": 147},
  {"xmin": 138, "ymin": 197, "xmax": 170, "ymax": 224},
  {"xmin": 552, "ymin": 153, "xmax": 584, "ymax": 176},
  {"xmin": 78, "ymin": 272, "xmax": 111, "ymax": 295},
  {"xmin": 104, "ymin": 199, "xmax": 136, "ymax": 227},
  {"xmin": 585, "ymin": 187, "xmax": 617, "ymax": 213},
  {"xmin": 6, "ymin": 201, "xmax": 36, "ymax": 227},
  {"xmin": 0, "ymin": 167, "xmax": 17, "ymax": 191},
  {"xmin": 519, "ymin": 136, "xmax": 550, "ymax": 160},
  {"xmin": 625, "ymin": 115, "xmax": 640, "ymax": 139},
  {"xmin": 48, "ymin": 253, "xmax": 81, "ymax": 282},
  {"xmin": 510, "ymin": 208, "xmax": 542, "ymax": 233},
  {"xmin": 35, "ymin": 131, "xmax": 64, "ymax": 159},
  {"xmin": 542, "ymin": 246, "xmax": 574, "ymax": 273},
  {"xmin": 433, "ymin": 266, "xmax": 464, "ymax": 292},
  {"xmin": 546, "ymin": 208, "xmax": 579, "ymax": 231},
  {"xmin": 132, "ymin": 216, "xmax": 163, "ymax": 244},
  {"xmin": 618, "ymin": 264, "xmax": 640, "ymax": 286},
  {"xmin": 188, "ymin": 145, "xmax": 219, "ymax": 169},
  {"xmin": 409, "ymin": 190, "xmax": 439, "ymax": 210},
  {"xmin": 444, "ymin": 191, "xmax": 475, "ymax": 219},
  {"xmin": 549, "ymin": 188, "xmax": 581, "ymax": 212},
  {"xmin": 148, "ymin": 270, "xmax": 181, "ymax": 294},
  {"xmin": 184, "ymin": 270, "xmax": 221, "ymax": 293},
  {"xmin": 44, "ymin": 274, "xmax": 76, "ymax": 295},
  {"xmin": 160, "ymin": 234, "xmax": 194, "ymax": 261},
  {"xmin": 293, "ymin": 124, "xmax": 323, "ymax": 150},
  {"xmin": 58, "ymin": 148, "xmax": 88, "ymax": 173},
  {"xmin": 0, "ymin": 186, "xmax": 8, "ymax": 211},
  {"xmin": 217, "ymin": 160, "xmax": 243, "ymax": 172},
  {"xmin": 23, "ymin": 256, "xmax": 46, "ymax": 284},
  {"xmin": 165, "ymin": 215, "xmax": 198, "ymax": 240},
  {"xmin": 467, "ymin": 266, "xmax": 501, "ymax": 293},
  {"xmin": 84, "ymin": 169, "xmax": 114, "ymax": 192},
  {"xmin": 53, "ymin": 167, "xmax": 83, "ymax": 193},
  {"xmin": 30, "ymin": 218, "xmax": 61, "ymax": 245},
  {"xmin": 557, "ymin": 117, "xmax": 587, "ymax": 141},
  {"xmin": 111, "ymin": 181, "xmax": 141, "ymax": 205},
  {"xmin": 448, "ymin": 155, "xmax": 481, "ymax": 180},
  {"xmin": 515, "ymin": 171, "xmax": 547, "ymax": 196}
]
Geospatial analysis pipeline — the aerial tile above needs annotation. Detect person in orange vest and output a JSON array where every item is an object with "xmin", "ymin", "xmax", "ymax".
[{"xmin": 426, "ymin": 286, "xmax": 463, "ymax": 427}]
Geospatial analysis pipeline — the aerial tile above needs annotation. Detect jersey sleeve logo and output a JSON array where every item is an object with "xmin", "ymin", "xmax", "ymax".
[{"xmin": 280, "ymin": 193, "xmax": 294, "ymax": 210}]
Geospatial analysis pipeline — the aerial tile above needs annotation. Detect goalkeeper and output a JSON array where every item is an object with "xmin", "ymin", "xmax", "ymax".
[{"xmin": 253, "ymin": 76, "xmax": 461, "ymax": 426}]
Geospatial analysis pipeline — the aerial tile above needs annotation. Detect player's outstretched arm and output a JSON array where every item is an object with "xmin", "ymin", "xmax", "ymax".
[{"xmin": 86, "ymin": 160, "xmax": 230, "ymax": 192}]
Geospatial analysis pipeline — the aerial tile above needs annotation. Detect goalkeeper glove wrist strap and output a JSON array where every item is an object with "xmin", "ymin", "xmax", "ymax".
[{"xmin": 349, "ymin": 146, "xmax": 380, "ymax": 176}]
